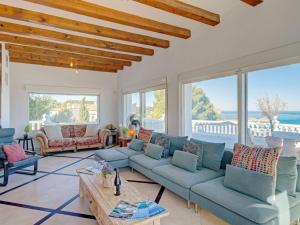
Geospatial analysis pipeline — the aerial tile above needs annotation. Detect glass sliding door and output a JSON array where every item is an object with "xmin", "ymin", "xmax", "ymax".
[
  {"xmin": 183, "ymin": 75, "xmax": 238, "ymax": 149},
  {"xmin": 142, "ymin": 89, "xmax": 166, "ymax": 133},
  {"xmin": 123, "ymin": 92, "xmax": 140, "ymax": 126},
  {"xmin": 123, "ymin": 87, "xmax": 167, "ymax": 133},
  {"xmin": 247, "ymin": 63, "xmax": 300, "ymax": 158}
]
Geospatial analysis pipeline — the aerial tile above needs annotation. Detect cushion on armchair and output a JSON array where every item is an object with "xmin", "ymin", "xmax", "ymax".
[
  {"xmin": 43, "ymin": 126, "xmax": 63, "ymax": 140},
  {"xmin": 3, "ymin": 144, "xmax": 26, "ymax": 163},
  {"xmin": 84, "ymin": 124, "xmax": 99, "ymax": 137}
]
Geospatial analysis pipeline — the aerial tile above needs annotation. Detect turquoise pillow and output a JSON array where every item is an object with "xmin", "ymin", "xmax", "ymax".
[
  {"xmin": 172, "ymin": 150, "xmax": 198, "ymax": 172},
  {"xmin": 190, "ymin": 138, "xmax": 225, "ymax": 171},
  {"xmin": 224, "ymin": 165, "xmax": 274, "ymax": 203},
  {"xmin": 128, "ymin": 139, "xmax": 145, "ymax": 151},
  {"xmin": 276, "ymin": 157, "xmax": 298, "ymax": 196},
  {"xmin": 168, "ymin": 136, "xmax": 188, "ymax": 155},
  {"xmin": 145, "ymin": 143, "xmax": 164, "ymax": 160}
]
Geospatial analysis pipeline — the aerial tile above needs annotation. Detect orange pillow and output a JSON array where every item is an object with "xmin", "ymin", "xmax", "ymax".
[
  {"xmin": 137, "ymin": 128, "xmax": 153, "ymax": 147},
  {"xmin": 3, "ymin": 144, "xmax": 26, "ymax": 163}
]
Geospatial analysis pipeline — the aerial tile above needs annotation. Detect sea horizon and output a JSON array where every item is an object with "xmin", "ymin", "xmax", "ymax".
[{"xmin": 221, "ymin": 111, "xmax": 300, "ymax": 125}]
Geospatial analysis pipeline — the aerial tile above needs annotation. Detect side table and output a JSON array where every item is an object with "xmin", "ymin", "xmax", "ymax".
[
  {"xmin": 16, "ymin": 136, "xmax": 35, "ymax": 152},
  {"xmin": 118, "ymin": 137, "xmax": 132, "ymax": 147}
]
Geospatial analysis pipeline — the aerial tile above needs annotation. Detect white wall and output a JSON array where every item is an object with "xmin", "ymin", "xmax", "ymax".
[
  {"xmin": 118, "ymin": 0, "xmax": 300, "ymax": 135},
  {"xmin": 1, "ymin": 44, "xmax": 10, "ymax": 128},
  {"xmin": 10, "ymin": 63, "xmax": 118, "ymax": 136}
]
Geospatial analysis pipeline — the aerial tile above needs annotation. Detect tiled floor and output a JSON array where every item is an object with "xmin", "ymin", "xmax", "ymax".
[{"xmin": 0, "ymin": 149, "xmax": 229, "ymax": 225}]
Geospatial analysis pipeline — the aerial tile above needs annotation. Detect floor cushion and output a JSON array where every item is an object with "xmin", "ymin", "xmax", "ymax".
[
  {"xmin": 48, "ymin": 138, "xmax": 76, "ymax": 148},
  {"xmin": 95, "ymin": 149, "xmax": 128, "ymax": 162},
  {"xmin": 75, "ymin": 136, "xmax": 99, "ymax": 146},
  {"xmin": 191, "ymin": 177, "xmax": 300, "ymax": 224},
  {"xmin": 115, "ymin": 147, "xmax": 143, "ymax": 157},
  {"xmin": 152, "ymin": 164, "xmax": 225, "ymax": 189},
  {"xmin": 130, "ymin": 154, "xmax": 171, "ymax": 170}
]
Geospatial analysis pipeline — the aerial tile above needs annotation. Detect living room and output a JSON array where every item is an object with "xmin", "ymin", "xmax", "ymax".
[{"xmin": 0, "ymin": 0, "xmax": 300, "ymax": 225}]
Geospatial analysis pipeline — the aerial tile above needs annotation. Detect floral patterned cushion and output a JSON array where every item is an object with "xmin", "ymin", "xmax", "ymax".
[
  {"xmin": 75, "ymin": 136, "xmax": 100, "ymax": 146},
  {"xmin": 137, "ymin": 128, "xmax": 153, "ymax": 147},
  {"xmin": 155, "ymin": 136, "xmax": 170, "ymax": 158},
  {"xmin": 232, "ymin": 143, "xmax": 281, "ymax": 176},
  {"xmin": 74, "ymin": 125, "xmax": 87, "ymax": 137},
  {"xmin": 61, "ymin": 125, "xmax": 73, "ymax": 138},
  {"xmin": 48, "ymin": 138, "xmax": 76, "ymax": 148},
  {"xmin": 183, "ymin": 141, "xmax": 203, "ymax": 169}
]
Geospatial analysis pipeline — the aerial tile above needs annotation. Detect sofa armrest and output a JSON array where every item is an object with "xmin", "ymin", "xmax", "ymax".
[
  {"xmin": 98, "ymin": 129, "xmax": 111, "ymax": 147},
  {"xmin": 35, "ymin": 132, "xmax": 49, "ymax": 154}
]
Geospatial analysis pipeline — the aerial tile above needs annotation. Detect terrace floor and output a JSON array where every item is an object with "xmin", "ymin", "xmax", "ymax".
[{"xmin": 0, "ymin": 149, "xmax": 228, "ymax": 225}]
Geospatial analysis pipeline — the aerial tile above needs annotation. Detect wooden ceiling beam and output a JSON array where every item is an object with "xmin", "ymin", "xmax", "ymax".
[
  {"xmin": 240, "ymin": 0, "xmax": 263, "ymax": 6},
  {"xmin": 24, "ymin": 0, "xmax": 191, "ymax": 39},
  {"xmin": 10, "ymin": 57, "xmax": 118, "ymax": 73},
  {"xmin": 133, "ymin": 0, "xmax": 220, "ymax": 26},
  {"xmin": 6, "ymin": 44, "xmax": 131, "ymax": 67},
  {"xmin": 0, "ymin": 33, "xmax": 141, "ymax": 62},
  {"xmin": 0, "ymin": 21, "xmax": 154, "ymax": 55},
  {"xmin": 0, "ymin": 4, "xmax": 169, "ymax": 48},
  {"xmin": 9, "ymin": 51, "xmax": 123, "ymax": 70}
]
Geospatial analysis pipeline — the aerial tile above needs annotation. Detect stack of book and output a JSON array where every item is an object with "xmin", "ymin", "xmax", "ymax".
[{"xmin": 109, "ymin": 200, "xmax": 166, "ymax": 220}]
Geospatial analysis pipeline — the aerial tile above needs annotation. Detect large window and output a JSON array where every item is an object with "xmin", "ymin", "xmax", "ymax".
[
  {"xmin": 183, "ymin": 76, "xmax": 238, "ymax": 149},
  {"xmin": 123, "ymin": 87, "xmax": 167, "ymax": 133},
  {"xmin": 29, "ymin": 93, "xmax": 99, "ymax": 129},
  {"xmin": 247, "ymin": 63, "xmax": 300, "ymax": 155}
]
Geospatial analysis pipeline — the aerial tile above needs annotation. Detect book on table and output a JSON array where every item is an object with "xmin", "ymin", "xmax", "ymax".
[{"xmin": 109, "ymin": 200, "xmax": 166, "ymax": 220}]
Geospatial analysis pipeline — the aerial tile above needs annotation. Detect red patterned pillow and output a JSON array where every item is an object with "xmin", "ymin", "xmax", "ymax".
[
  {"xmin": 3, "ymin": 144, "xmax": 26, "ymax": 163},
  {"xmin": 137, "ymin": 128, "xmax": 153, "ymax": 147},
  {"xmin": 232, "ymin": 143, "xmax": 281, "ymax": 176}
]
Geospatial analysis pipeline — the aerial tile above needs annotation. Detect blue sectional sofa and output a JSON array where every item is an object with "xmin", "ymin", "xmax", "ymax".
[{"xmin": 95, "ymin": 133, "xmax": 300, "ymax": 225}]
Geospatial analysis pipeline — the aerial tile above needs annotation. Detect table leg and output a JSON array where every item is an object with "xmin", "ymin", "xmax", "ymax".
[
  {"xmin": 18, "ymin": 140, "xmax": 21, "ymax": 144},
  {"xmin": 31, "ymin": 140, "xmax": 35, "ymax": 152},
  {"xmin": 26, "ymin": 140, "xmax": 29, "ymax": 150},
  {"xmin": 23, "ymin": 140, "xmax": 25, "ymax": 150}
]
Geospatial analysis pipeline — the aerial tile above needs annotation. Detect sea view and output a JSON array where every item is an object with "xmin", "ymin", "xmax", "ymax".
[{"xmin": 221, "ymin": 111, "xmax": 300, "ymax": 125}]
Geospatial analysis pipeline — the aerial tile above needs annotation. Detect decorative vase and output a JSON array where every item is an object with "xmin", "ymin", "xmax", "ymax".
[{"xmin": 102, "ymin": 174, "xmax": 114, "ymax": 188}]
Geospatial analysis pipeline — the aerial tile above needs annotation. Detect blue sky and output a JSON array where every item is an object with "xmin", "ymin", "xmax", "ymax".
[{"xmin": 195, "ymin": 63, "xmax": 300, "ymax": 111}]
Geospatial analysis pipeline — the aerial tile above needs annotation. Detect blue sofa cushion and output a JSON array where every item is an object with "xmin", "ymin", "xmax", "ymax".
[
  {"xmin": 130, "ymin": 154, "xmax": 171, "ymax": 170},
  {"xmin": 276, "ymin": 157, "xmax": 298, "ymax": 197},
  {"xmin": 220, "ymin": 150, "xmax": 233, "ymax": 170},
  {"xmin": 168, "ymin": 136, "xmax": 188, "ymax": 156},
  {"xmin": 155, "ymin": 135, "xmax": 170, "ymax": 158},
  {"xmin": 95, "ymin": 149, "xmax": 128, "ymax": 162},
  {"xmin": 115, "ymin": 147, "xmax": 143, "ymax": 157},
  {"xmin": 153, "ymin": 164, "xmax": 225, "ymax": 189},
  {"xmin": 224, "ymin": 165, "xmax": 274, "ymax": 203},
  {"xmin": 8, "ymin": 155, "xmax": 39, "ymax": 168},
  {"xmin": 172, "ymin": 150, "xmax": 198, "ymax": 172},
  {"xmin": 128, "ymin": 139, "xmax": 144, "ymax": 151},
  {"xmin": 145, "ymin": 143, "xmax": 164, "ymax": 160},
  {"xmin": 190, "ymin": 138, "xmax": 225, "ymax": 171},
  {"xmin": 191, "ymin": 176, "xmax": 300, "ymax": 224}
]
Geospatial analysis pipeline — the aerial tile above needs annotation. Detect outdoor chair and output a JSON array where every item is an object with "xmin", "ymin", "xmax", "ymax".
[{"xmin": 0, "ymin": 128, "xmax": 39, "ymax": 186}]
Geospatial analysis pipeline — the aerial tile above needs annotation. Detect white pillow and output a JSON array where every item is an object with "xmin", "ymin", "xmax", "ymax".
[
  {"xmin": 43, "ymin": 125, "xmax": 63, "ymax": 140},
  {"xmin": 84, "ymin": 124, "xmax": 99, "ymax": 137}
]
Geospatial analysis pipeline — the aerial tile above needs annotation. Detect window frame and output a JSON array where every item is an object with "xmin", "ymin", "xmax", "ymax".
[
  {"xmin": 28, "ymin": 92, "xmax": 101, "ymax": 126},
  {"xmin": 122, "ymin": 84, "xmax": 168, "ymax": 133},
  {"xmin": 179, "ymin": 56, "xmax": 300, "ymax": 148}
]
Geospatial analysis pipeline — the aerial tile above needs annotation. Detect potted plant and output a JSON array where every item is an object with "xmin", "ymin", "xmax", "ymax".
[
  {"xmin": 101, "ymin": 163, "xmax": 115, "ymax": 188},
  {"xmin": 121, "ymin": 127, "xmax": 129, "ymax": 137},
  {"xmin": 24, "ymin": 124, "xmax": 31, "ymax": 139}
]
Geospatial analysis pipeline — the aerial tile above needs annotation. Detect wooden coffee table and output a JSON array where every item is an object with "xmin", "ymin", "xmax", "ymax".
[{"xmin": 78, "ymin": 173, "xmax": 169, "ymax": 225}]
